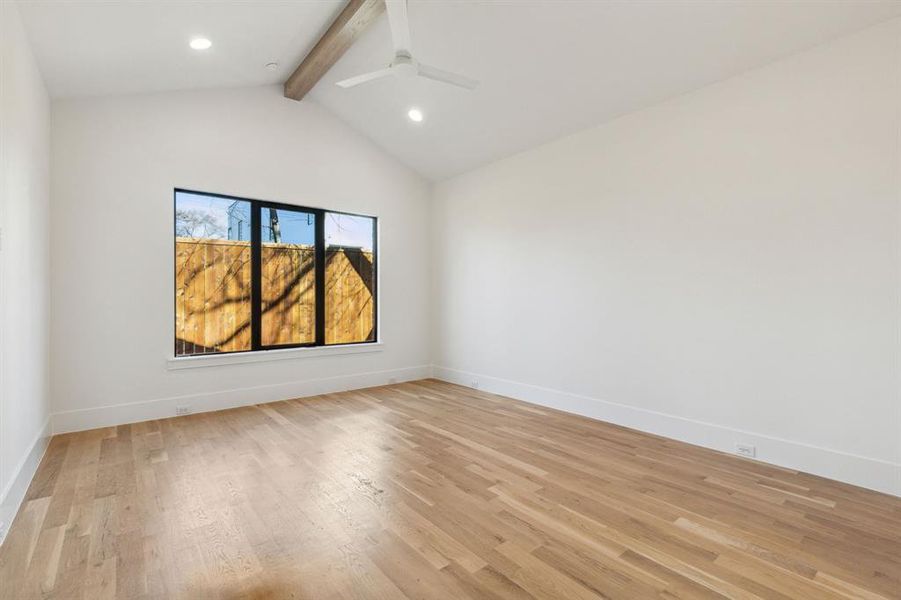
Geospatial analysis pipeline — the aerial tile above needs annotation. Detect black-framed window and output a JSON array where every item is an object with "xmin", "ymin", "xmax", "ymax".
[{"xmin": 174, "ymin": 189, "xmax": 377, "ymax": 357}]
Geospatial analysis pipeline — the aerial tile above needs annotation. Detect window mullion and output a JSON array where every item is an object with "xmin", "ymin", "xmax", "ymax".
[
  {"xmin": 315, "ymin": 209, "xmax": 326, "ymax": 346},
  {"xmin": 250, "ymin": 202, "xmax": 262, "ymax": 351}
]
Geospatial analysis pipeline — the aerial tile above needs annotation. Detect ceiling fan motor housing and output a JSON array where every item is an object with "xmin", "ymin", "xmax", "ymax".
[{"xmin": 392, "ymin": 52, "xmax": 418, "ymax": 77}]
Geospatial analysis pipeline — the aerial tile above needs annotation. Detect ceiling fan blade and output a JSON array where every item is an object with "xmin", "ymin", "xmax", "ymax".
[
  {"xmin": 385, "ymin": 0, "xmax": 413, "ymax": 55},
  {"xmin": 335, "ymin": 68, "xmax": 395, "ymax": 88},
  {"xmin": 417, "ymin": 64, "xmax": 478, "ymax": 90}
]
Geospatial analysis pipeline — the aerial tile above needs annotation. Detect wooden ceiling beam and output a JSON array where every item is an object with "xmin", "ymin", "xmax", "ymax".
[{"xmin": 284, "ymin": 0, "xmax": 385, "ymax": 101}]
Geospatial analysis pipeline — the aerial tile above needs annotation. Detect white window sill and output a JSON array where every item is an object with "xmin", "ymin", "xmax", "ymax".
[{"xmin": 167, "ymin": 342, "xmax": 384, "ymax": 370}]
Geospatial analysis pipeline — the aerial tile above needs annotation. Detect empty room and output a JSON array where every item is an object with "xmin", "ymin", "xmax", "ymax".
[{"xmin": 1, "ymin": 0, "xmax": 900, "ymax": 598}]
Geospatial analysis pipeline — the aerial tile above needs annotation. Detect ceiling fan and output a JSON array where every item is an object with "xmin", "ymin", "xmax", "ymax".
[{"xmin": 336, "ymin": 0, "xmax": 478, "ymax": 90}]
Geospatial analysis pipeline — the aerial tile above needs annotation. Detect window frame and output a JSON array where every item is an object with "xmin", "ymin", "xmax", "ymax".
[{"xmin": 173, "ymin": 188, "xmax": 378, "ymax": 358}]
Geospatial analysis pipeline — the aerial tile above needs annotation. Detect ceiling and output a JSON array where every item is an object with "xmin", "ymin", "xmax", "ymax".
[
  {"xmin": 16, "ymin": 0, "xmax": 343, "ymax": 96},
  {"xmin": 17, "ymin": 0, "xmax": 901, "ymax": 181}
]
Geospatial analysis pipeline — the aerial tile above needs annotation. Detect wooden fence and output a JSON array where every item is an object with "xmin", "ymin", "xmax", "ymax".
[{"xmin": 175, "ymin": 238, "xmax": 374, "ymax": 355}]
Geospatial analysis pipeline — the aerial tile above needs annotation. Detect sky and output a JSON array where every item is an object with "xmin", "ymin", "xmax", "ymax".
[{"xmin": 175, "ymin": 191, "xmax": 374, "ymax": 251}]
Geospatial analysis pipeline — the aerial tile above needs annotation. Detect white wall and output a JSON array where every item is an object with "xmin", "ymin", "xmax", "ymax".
[
  {"xmin": 50, "ymin": 85, "xmax": 431, "ymax": 432},
  {"xmin": 432, "ymin": 19, "xmax": 901, "ymax": 495},
  {"xmin": 0, "ymin": 1, "xmax": 52, "ymax": 538}
]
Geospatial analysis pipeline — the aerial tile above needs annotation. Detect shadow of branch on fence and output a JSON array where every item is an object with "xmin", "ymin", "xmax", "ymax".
[
  {"xmin": 326, "ymin": 247, "xmax": 374, "ymax": 295},
  {"xmin": 213, "ymin": 258, "xmax": 316, "ymax": 349},
  {"xmin": 176, "ymin": 242, "xmax": 375, "ymax": 353}
]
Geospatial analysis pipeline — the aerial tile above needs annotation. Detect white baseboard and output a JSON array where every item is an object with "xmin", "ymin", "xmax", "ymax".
[
  {"xmin": 0, "ymin": 417, "xmax": 51, "ymax": 545},
  {"xmin": 432, "ymin": 365, "xmax": 901, "ymax": 497},
  {"xmin": 52, "ymin": 365, "xmax": 431, "ymax": 434}
]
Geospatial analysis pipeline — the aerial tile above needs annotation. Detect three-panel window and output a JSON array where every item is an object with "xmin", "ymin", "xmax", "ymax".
[{"xmin": 174, "ymin": 189, "xmax": 376, "ymax": 356}]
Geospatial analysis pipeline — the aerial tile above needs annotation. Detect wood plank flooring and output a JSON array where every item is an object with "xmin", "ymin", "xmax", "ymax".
[{"xmin": 1, "ymin": 379, "xmax": 899, "ymax": 599}]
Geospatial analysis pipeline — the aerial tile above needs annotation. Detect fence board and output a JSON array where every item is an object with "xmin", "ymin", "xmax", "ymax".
[
  {"xmin": 261, "ymin": 243, "xmax": 316, "ymax": 346},
  {"xmin": 326, "ymin": 248, "xmax": 375, "ymax": 344},
  {"xmin": 175, "ymin": 239, "xmax": 374, "ymax": 355}
]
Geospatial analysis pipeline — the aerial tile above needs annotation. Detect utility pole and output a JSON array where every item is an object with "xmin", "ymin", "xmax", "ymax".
[{"xmin": 269, "ymin": 208, "xmax": 281, "ymax": 243}]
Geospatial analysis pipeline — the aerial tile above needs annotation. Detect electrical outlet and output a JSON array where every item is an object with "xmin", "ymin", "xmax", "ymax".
[
  {"xmin": 471, "ymin": 380, "xmax": 480, "ymax": 389},
  {"xmin": 736, "ymin": 444, "xmax": 756, "ymax": 458},
  {"xmin": 175, "ymin": 405, "xmax": 192, "ymax": 416}
]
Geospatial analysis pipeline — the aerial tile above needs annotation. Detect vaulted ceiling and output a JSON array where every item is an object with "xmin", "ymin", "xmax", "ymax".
[{"xmin": 17, "ymin": 0, "xmax": 901, "ymax": 180}]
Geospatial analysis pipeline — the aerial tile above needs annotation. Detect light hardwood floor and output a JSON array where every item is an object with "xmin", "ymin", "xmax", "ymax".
[{"xmin": 1, "ymin": 379, "xmax": 899, "ymax": 599}]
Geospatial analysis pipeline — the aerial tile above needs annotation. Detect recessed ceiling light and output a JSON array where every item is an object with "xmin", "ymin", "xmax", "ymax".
[
  {"xmin": 407, "ymin": 108, "xmax": 424, "ymax": 123},
  {"xmin": 189, "ymin": 38, "xmax": 212, "ymax": 51}
]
